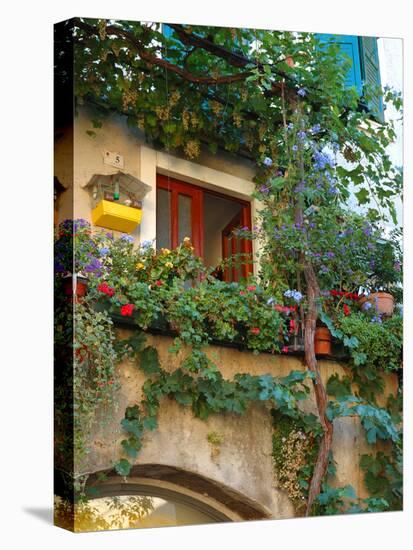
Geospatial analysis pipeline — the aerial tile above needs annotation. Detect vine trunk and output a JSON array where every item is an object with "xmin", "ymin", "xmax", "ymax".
[{"xmin": 303, "ymin": 261, "xmax": 334, "ymax": 515}]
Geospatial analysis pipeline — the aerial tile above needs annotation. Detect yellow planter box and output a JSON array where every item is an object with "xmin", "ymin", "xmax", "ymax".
[{"xmin": 91, "ymin": 199, "xmax": 142, "ymax": 233}]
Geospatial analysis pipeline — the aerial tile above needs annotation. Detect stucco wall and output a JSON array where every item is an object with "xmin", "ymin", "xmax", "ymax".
[{"xmin": 83, "ymin": 332, "xmax": 398, "ymax": 520}]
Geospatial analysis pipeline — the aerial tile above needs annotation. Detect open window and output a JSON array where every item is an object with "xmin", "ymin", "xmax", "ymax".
[{"xmin": 156, "ymin": 174, "xmax": 253, "ymax": 281}]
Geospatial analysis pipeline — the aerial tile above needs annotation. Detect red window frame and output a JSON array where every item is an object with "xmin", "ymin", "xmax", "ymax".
[
  {"xmin": 156, "ymin": 174, "xmax": 253, "ymax": 280},
  {"xmin": 157, "ymin": 174, "xmax": 204, "ymax": 256},
  {"xmin": 222, "ymin": 208, "xmax": 253, "ymax": 281}
]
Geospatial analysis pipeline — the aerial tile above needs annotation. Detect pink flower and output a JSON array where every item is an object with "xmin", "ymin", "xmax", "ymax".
[
  {"xmin": 239, "ymin": 291, "xmax": 246, "ymax": 296},
  {"xmin": 155, "ymin": 280, "xmax": 163, "ymax": 287},
  {"xmin": 281, "ymin": 346, "xmax": 289, "ymax": 353},
  {"xmin": 247, "ymin": 285, "xmax": 256, "ymax": 292}
]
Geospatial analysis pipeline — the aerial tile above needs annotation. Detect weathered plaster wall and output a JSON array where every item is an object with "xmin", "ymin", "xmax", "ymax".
[{"xmin": 83, "ymin": 332, "xmax": 398, "ymax": 519}]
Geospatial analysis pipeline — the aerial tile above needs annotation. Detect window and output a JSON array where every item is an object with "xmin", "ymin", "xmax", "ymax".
[
  {"xmin": 156, "ymin": 175, "xmax": 253, "ymax": 281},
  {"xmin": 316, "ymin": 34, "xmax": 384, "ymax": 122}
]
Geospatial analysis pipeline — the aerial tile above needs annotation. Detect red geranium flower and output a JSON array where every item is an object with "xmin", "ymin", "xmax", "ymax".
[
  {"xmin": 281, "ymin": 346, "xmax": 289, "ymax": 353},
  {"xmin": 289, "ymin": 319, "xmax": 296, "ymax": 333},
  {"xmin": 97, "ymin": 282, "xmax": 115, "ymax": 297},
  {"xmin": 120, "ymin": 304, "xmax": 135, "ymax": 316},
  {"xmin": 239, "ymin": 290, "xmax": 246, "ymax": 296},
  {"xmin": 343, "ymin": 304, "xmax": 350, "ymax": 316},
  {"xmin": 155, "ymin": 280, "xmax": 163, "ymax": 287},
  {"xmin": 274, "ymin": 304, "xmax": 284, "ymax": 312},
  {"xmin": 250, "ymin": 327, "xmax": 260, "ymax": 335},
  {"xmin": 247, "ymin": 285, "xmax": 256, "ymax": 292}
]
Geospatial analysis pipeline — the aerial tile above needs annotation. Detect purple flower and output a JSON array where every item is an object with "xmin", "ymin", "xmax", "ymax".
[
  {"xmin": 263, "ymin": 157, "xmax": 273, "ymax": 167},
  {"xmin": 284, "ymin": 289, "xmax": 303, "ymax": 302},
  {"xmin": 260, "ymin": 184, "xmax": 270, "ymax": 194},
  {"xmin": 292, "ymin": 145, "xmax": 298, "ymax": 152},
  {"xmin": 84, "ymin": 257, "xmax": 103, "ymax": 275},
  {"xmin": 297, "ymin": 130, "xmax": 307, "ymax": 140},
  {"xmin": 320, "ymin": 265, "xmax": 329, "ymax": 274},
  {"xmin": 99, "ymin": 247, "xmax": 109, "ymax": 255},
  {"xmin": 297, "ymin": 88, "xmax": 307, "ymax": 97},
  {"xmin": 314, "ymin": 150, "xmax": 335, "ymax": 170},
  {"xmin": 363, "ymin": 225, "xmax": 372, "ymax": 237},
  {"xmin": 311, "ymin": 124, "xmax": 321, "ymax": 134},
  {"xmin": 329, "ymin": 185, "xmax": 339, "ymax": 195},
  {"xmin": 106, "ymin": 232, "xmax": 114, "ymax": 239},
  {"xmin": 326, "ymin": 251, "xmax": 335, "ymax": 259},
  {"xmin": 371, "ymin": 315, "xmax": 382, "ymax": 324},
  {"xmin": 362, "ymin": 301, "xmax": 372, "ymax": 311},
  {"xmin": 120, "ymin": 234, "xmax": 134, "ymax": 243},
  {"xmin": 394, "ymin": 261, "xmax": 401, "ymax": 271}
]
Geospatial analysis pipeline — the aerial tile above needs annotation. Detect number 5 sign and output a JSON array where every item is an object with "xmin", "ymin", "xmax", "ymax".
[{"xmin": 103, "ymin": 150, "xmax": 124, "ymax": 169}]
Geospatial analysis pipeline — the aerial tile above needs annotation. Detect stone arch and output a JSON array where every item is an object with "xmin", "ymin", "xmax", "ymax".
[{"xmin": 86, "ymin": 463, "xmax": 273, "ymax": 522}]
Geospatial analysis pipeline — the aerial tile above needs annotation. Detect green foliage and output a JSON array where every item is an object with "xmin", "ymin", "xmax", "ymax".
[
  {"xmin": 327, "ymin": 396, "xmax": 400, "ymax": 446},
  {"xmin": 322, "ymin": 309, "xmax": 402, "ymax": 402},
  {"xmin": 138, "ymin": 346, "xmax": 161, "ymax": 375},
  {"xmin": 338, "ymin": 312, "xmax": 402, "ymax": 374},
  {"xmin": 326, "ymin": 373, "xmax": 352, "ymax": 399},
  {"xmin": 360, "ymin": 451, "xmax": 402, "ymax": 510},
  {"xmin": 114, "ymin": 459, "xmax": 132, "ymax": 477},
  {"xmin": 314, "ymin": 484, "xmax": 357, "ymax": 515}
]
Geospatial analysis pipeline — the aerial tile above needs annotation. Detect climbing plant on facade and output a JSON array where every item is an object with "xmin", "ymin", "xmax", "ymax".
[{"xmin": 55, "ymin": 18, "xmax": 403, "ymax": 516}]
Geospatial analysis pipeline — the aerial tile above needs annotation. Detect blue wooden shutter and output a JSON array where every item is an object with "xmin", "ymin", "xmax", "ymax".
[
  {"xmin": 316, "ymin": 34, "xmax": 363, "ymax": 94},
  {"xmin": 162, "ymin": 23, "xmax": 174, "ymax": 40},
  {"xmin": 161, "ymin": 24, "xmax": 177, "ymax": 63},
  {"xmin": 359, "ymin": 36, "xmax": 384, "ymax": 122}
]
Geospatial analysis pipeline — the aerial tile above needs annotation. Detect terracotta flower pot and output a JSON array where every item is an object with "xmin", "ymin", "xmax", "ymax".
[
  {"xmin": 359, "ymin": 292, "xmax": 395, "ymax": 316},
  {"xmin": 314, "ymin": 327, "xmax": 332, "ymax": 356},
  {"xmin": 63, "ymin": 275, "xmax": 88, "ymax": 300}
]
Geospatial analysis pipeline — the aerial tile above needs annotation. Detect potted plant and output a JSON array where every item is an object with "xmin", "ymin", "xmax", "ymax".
[
  {"xmin": 314, "ymin": 325, "xmax": 332, "ymax": 356},
  {"xmin": 360, "ymin": 232, "xmax": 402, "ymax": 317},
  {"xmin": 55, "ymin": 219, "xmax": 103, "ymax": 300}
]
